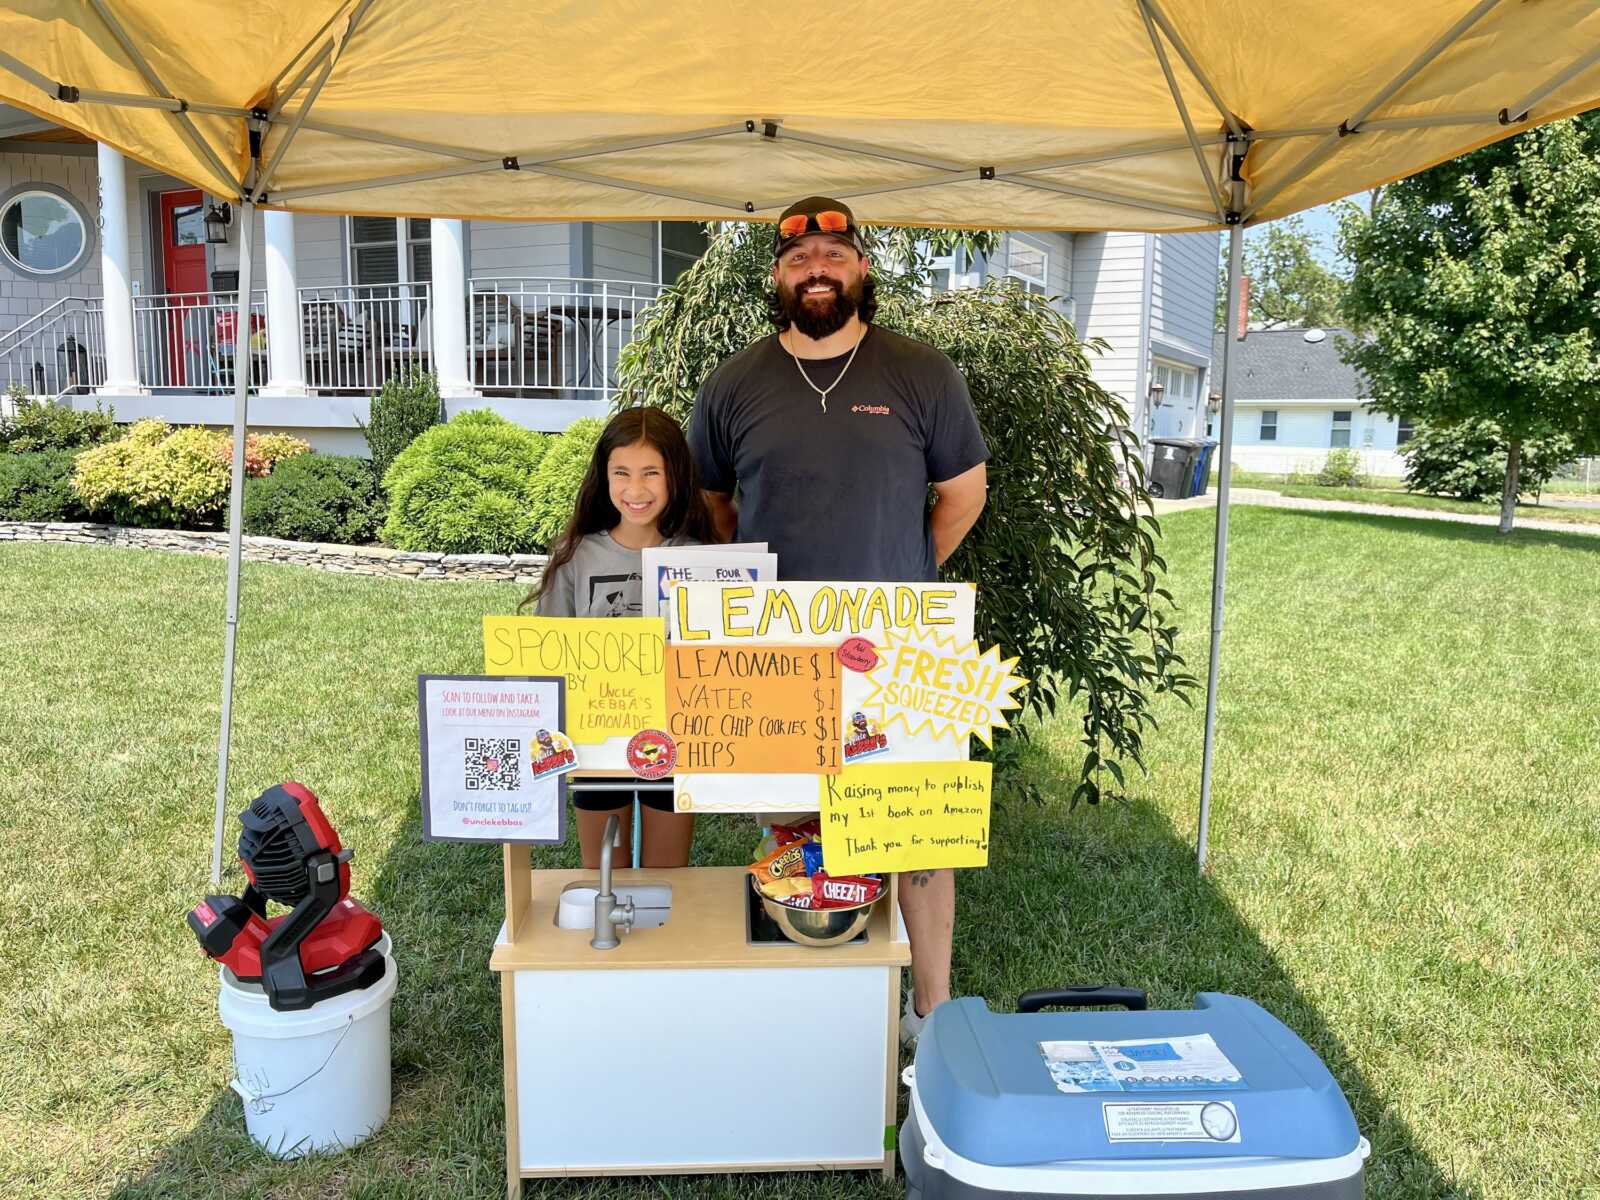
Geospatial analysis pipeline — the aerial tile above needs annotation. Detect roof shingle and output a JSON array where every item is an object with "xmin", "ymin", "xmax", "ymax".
[{"xmin": 1209, "ymin": 328, "xmax": 1368, "ymax": 401}]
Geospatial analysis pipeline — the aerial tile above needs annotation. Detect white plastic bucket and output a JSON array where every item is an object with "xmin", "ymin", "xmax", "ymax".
[{"xmin": 217, "ymin": 932, "xmax": 398, "ymax": 1159}]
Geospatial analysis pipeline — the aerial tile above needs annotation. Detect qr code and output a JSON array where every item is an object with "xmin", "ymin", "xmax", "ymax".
[{"xmin": 464, "ymin": 737, "xmax": 521, "ymax": 791}]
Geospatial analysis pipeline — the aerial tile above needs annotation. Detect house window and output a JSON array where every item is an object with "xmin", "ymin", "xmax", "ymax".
[
  {"xmin": 1260, "ymin": 410, "xmax": 1278, "ymax": 441},
  {"xmin": 0, "ymin": 184, "xmax": 94, "ymax": 280},
  {"xmin": 1397, "ymin": 416, "xmax": 1415, "ymax": 445},
  {"xmin": 926, "ymin": 253, "xmax": 956, "ymax": 294},
  {"xmin": 660, "ymin": 221, "xmax": 710, "ymax": 286},
  {"xmin": 1005, "ymin": 238, "xmax": 1048, "ymax": 295},
  {"xmin": 349, "ymin": 217, "xmax": 431, "ymax": 286},
  {"xmin": 1330, "ymin": 409, "xmax": 1353, "ymax": 448}
]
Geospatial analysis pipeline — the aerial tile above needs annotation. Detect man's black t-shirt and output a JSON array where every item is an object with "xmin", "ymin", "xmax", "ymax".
[{"xmin": 689, "ymin": 326, "xmax": 988, "ymax": 582}]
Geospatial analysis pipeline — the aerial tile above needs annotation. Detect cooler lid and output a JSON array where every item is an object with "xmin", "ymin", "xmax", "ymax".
[{"xmin": 912, "ymin": 993, "xmax": 1361, "ymax": 1168}]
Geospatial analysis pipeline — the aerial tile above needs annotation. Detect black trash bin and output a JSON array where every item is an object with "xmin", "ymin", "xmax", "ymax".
[{"xmin": 1147, "ymin": 437, "xmax": 1204, "ymax": 499}]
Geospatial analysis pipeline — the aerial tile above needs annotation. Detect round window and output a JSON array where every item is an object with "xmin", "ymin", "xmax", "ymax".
[{"xmin": 0, "ymin": 185, "xmax": 94, "ymax": 279}]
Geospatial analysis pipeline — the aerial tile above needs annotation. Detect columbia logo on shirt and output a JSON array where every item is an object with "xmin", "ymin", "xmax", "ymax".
[{"xmin": 851, "ymin": 404, "xmax": 891, "ymax": 415}]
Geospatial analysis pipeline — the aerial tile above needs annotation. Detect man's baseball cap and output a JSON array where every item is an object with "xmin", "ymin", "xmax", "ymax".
[{"xmin": 773, "ymin": 196, "xmax": 868, "ymax": 259}]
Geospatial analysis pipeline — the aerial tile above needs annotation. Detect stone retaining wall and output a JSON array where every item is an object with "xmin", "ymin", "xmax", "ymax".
[{"xmin": 0, "ymin": 521, "xmax": 548, "ymax": 584}]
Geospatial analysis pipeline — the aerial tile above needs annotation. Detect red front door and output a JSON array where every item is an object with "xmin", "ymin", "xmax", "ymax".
[{"xmin": 159, "ymin": 189, "xmax": 207, "ymax": 386}]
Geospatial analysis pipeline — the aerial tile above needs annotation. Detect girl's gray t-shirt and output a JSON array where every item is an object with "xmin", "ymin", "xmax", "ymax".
[{"xmin": 536, "ymin": 532, "xmax": 697, "ymax": 617}]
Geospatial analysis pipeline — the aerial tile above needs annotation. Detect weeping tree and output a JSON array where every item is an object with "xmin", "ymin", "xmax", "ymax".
[{"xmin": 615, "ymin": 225, "xmax": 1195, "ymax": 805}]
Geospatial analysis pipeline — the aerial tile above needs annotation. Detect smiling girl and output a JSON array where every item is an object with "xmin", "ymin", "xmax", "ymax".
[{"xmin": 521, "ymin": 406, "xmax": 717, "ymax": 866}]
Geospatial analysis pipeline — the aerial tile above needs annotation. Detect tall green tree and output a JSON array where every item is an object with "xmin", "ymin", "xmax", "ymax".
[
  {"xmin": 1339, "ymin": 116, "xmax": 1600, "ymax": 532},
  {"xmin": 615, "ymin": 224, "xmax": 1196, "ymax": 805},
  {"xmin": 1214, "ymin": 214, "xmax": 1346, "ymax": 329}
]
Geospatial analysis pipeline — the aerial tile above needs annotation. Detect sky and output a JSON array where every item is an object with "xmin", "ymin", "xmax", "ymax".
[{"xmin": 1279, "ymin": 194, "xmax": 1372, "ymax": 268}]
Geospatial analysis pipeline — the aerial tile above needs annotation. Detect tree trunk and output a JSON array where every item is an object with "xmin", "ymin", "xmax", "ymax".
[{"xmin": 1499, "ymin": 437, "xmax": 1521, "ymax": 534}]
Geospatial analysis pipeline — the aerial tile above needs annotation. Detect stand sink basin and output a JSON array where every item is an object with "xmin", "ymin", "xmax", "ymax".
[{"xmin": 554, "ymin": 883, "xmax": 672, "ymax": 931}]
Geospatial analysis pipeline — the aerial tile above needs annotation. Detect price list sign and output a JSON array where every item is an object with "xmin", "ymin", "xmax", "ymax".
[{"xmin": 666, "ymin": 645, "xmax": 841, "ymax": 773}]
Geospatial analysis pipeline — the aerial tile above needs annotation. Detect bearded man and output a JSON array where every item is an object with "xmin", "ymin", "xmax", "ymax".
[{"xmin": 687, "ymin": 196, "xmax": 989, "ymax": 1043}]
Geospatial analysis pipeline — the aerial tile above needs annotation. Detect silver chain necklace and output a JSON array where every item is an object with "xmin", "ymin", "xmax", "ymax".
[{"xmin": 782, "ymin": 324, "xmax": 866, "ymax": 412}]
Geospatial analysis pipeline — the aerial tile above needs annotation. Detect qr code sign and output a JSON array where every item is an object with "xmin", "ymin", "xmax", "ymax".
[{"xmin": 464, "ymin": 737, "xmax": 521, "ymax": 791}]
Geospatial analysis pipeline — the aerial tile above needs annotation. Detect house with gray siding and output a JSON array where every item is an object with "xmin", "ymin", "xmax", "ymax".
[
  {"xmin": 1209, "ymin": 327, "xmax": 1403, "ymax": 477},
  {"xmin": 2, "ymin": 105, "xmax": 1217, "ymax": 459}
]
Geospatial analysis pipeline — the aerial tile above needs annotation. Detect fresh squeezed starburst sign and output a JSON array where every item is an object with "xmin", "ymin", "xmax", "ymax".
[{"xmin": 861, "ymin": 629, "xmax": 1025, "ymax": 747}]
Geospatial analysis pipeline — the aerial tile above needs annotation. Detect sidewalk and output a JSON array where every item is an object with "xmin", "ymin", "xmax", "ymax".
[{"xmin": 1152, "ymin": 487, "xmax": 1600, "ymax": 536}]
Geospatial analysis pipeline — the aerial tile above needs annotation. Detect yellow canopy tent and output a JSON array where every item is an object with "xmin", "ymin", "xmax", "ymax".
[{"xmin": 3, "ymin": 0, "xmax": 1597, "ymax": 878}]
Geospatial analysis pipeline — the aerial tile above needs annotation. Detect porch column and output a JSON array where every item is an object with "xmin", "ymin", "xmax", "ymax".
[
  {"xmin": 262, "ymin": 210, "xmax": 307, "ymax": 395},
  {"xmin": 95, "ymin": 143, "xmax": 141, "ymax": 393},
  {"xmin": 430, "ymin": 219, "xmax": 475, "ymax": 396}
]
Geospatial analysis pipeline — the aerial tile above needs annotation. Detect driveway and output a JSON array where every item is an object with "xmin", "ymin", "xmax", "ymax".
[{"xmin": 1152, "ymin": 487, "xmax": 1600, "ymax": 536}]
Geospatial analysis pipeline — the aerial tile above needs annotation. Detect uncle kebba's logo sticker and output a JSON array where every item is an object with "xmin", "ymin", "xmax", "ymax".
[{"xmin": 626, "ymin": 729, "xmax": 677, "ymax": 780}]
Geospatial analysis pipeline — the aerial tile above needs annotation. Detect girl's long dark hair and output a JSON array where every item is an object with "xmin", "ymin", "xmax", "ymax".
[{"xmin": 521, "ymin": 406, "xmax": 719, "ymax": 612}]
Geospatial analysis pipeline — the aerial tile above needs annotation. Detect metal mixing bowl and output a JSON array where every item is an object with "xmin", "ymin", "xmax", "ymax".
[{"xmin": 753, "ymin": 875, "xmax": 879, "ymax": 947}]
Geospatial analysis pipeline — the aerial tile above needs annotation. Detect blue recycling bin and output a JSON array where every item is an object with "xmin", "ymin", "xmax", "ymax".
[{"xmin": 1190, "ymin": 440, "xmax": 1218, "ymax": 497}]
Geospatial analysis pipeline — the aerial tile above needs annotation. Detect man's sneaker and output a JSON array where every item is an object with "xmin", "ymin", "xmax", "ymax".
[{"xmin": 900, "ymin": 989, "xmax": 929, "ymax": 1047}]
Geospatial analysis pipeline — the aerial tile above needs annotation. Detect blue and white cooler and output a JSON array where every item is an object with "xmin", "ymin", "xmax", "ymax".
[{"xmin": 901, "ymin": 987, "xmax": 1369, "ymax": 1199}]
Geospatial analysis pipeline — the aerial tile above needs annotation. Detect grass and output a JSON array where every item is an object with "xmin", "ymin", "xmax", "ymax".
[
  {"xmin": 2, "ymin": 510, "xmax": 1599, "ymax": 1199},
  {"xmin": 1216, "ymin": 470, "xmax": 1600, "ymax": 526}
]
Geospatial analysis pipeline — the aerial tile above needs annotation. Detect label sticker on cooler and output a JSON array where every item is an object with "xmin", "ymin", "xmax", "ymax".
[{"xmin": 1102, "ymin": 1100, "xmax": 1242, "ymax": 1144}]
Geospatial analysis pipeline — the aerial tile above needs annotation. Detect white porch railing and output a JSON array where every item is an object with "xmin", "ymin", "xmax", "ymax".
[
  {"xmin": 132, "ymin": 290, "xmax": 268, "ymax": 392},
  {"xmin": 0, "ymin": 297, "xmax": 107, "ymax": 398},
  {"xmin": 469, "ymin": 277, "xmax": 663, "ymax": 395},
  {"xmin": 297, "ymin": 283, "xmax": 432, "ymax": 394},
  {"xmin": 4, "ymin": 277, "xmax": 657, "ymax": 401}
]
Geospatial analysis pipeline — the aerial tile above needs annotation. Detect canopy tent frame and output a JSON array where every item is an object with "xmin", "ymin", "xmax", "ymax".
[{"xmin": 1, "ymin": 3, "xmax": 1596, "ymax": 883}]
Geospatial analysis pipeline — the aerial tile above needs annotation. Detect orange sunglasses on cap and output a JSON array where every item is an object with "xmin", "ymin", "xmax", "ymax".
[{"xmin": 778, "ymin": 209, "xmax": 852, "ymax": 239}]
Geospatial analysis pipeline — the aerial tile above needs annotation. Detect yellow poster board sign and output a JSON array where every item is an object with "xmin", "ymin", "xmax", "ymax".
[
  {"xmin": 483, "ymin": 617, "xmax": 665, "ymax": 746},
  {"xmin": 666, "ymin": 645, "xmax": 842, "ymax": 773},
  {"xmin": 818, "ymin": 760, "xmax": 992, "ymax": 873}
]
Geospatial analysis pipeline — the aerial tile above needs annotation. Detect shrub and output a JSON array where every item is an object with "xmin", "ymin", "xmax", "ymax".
[
  {"xmin": 243, "ymin": 454, "xmax": 383, "ymax": 544},
  {"xmin": 0, "ymin": 450, "xmax": 89, "ymax": 521},
  {"xmin": 0, "ymin": 395, "xmax": 117, "ymax": 453},
  {"xmin": 528, "ymin": 417, "xmax": 604, "ymax": 548},
  {"xmin": 616, "ymin": 226, "xmax": 1196, "ymax": 805},
  {"xmin": 1315, "ymin": 448, "xmax": 1369, "ymax": 488},
  {"xmin": 71, "ymin": 420, "xmax": 308, "ymax": 528},
  {"xmin": 235, "ymin": 431, "xmax": 312, "ymax": 477},
  {"xmin": 361, "ymin": 371, "xmax": 441, "ymax": 486},
  {"xmin": 1401, "ymin": 419, "xmax": 1572, "ymax": 500},
  {"xmin": 381, "ymin": 409, "xmax": 550, "ymax": 553}
]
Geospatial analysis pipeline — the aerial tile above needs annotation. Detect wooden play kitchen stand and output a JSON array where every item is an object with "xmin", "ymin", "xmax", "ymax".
[
  {"xmin": 492, "ymin": 845, "xmax": 907, "ymax": 1191},
  {"xmin": 452, "ymin": 578, "xmax": 1005, "ymax": 1195}
]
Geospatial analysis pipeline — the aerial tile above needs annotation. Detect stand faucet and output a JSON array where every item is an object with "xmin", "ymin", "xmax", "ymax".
[{"xmin": 591, "ymin": 813, "xmax": 634, "ymax": 950}]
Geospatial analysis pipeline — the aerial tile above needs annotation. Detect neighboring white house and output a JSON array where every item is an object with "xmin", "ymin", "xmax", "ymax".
[
  {"xmin": 0, "ymin": 106, "xmax": 1218, "ymax": 454},
  {"xmin": 1209, "ymin": 326, "xmax": 1408, "ymax": 477}
]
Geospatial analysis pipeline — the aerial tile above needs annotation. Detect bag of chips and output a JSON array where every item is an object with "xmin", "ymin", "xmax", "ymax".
[{"xmin": 811, "ymin": 871, "xmax": 885, "ymax": 909}]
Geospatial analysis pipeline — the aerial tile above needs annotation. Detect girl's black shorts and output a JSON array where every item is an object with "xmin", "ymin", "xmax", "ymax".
[{"xmin": 572, "ymin": 787, "xmax": 676, "ymax": 813}]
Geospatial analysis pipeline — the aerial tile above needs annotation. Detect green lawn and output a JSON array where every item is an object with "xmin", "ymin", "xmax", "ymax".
[
  {"xmin": 2, "ymin": 509, "xmax": 1598, "ymax": 1199},
  {"xmin": 1217, "ymin": 470, "xmax": 1600, "ymax": 526}
]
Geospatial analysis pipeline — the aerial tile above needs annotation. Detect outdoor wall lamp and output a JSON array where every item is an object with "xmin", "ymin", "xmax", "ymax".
[
  {"xmin": 1207, "ymin": 393, "xmax": 1221, "ymax": 415},
  {"xmin": 204, "ymin": 202, "xmax": 232, "ymax": 244},
  {"xmin": 1147, "ymin": 379, "xmax": 1166, "ymax": 408}
]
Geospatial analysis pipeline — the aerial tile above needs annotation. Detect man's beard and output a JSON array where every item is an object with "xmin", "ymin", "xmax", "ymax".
[{"xmin": 780, "ymin": 275, "xmax": 862, "ymax": 340}]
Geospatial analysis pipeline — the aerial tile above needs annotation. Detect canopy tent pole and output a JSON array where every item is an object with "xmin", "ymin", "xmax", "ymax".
[
  {"xmin": 210, "ymin": 197, "xmax": 258, "ymax": 886},
  {"xmin": 1197, "ymin": 218, "xmax": 1243, "ymax": 873}
]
